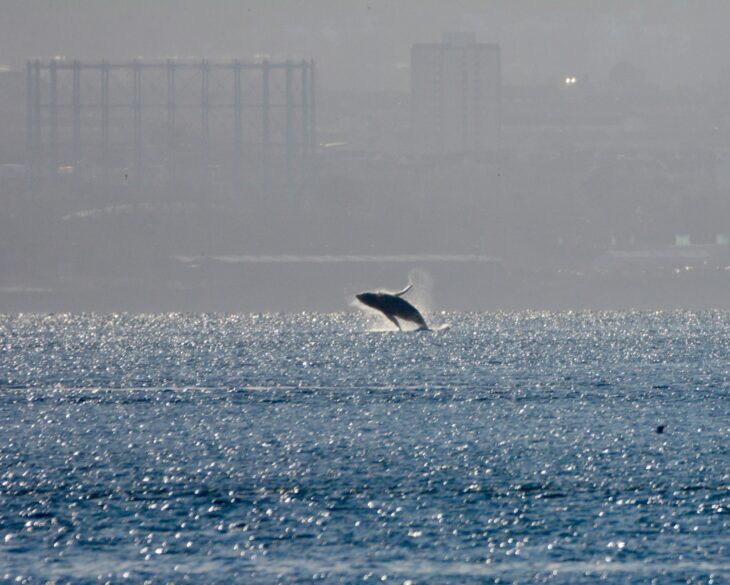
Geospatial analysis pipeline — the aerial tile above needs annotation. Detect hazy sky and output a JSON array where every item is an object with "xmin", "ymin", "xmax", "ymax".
[
  {"xmin": 5, "ymin": 1, "xmax": 730, "ymax": 311},
  {"xmin": 3, "ymin": 0, "xmax": 730, "ymax": 91}
]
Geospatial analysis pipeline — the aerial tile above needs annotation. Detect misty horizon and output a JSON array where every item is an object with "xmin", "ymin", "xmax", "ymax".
[
  {"xmin": 3, "ymin": 1, "xmax": 730, "ymax": 312},
  {"xmin": 4, "ymin": 1, "xmax": 730, "ymax": 91}
]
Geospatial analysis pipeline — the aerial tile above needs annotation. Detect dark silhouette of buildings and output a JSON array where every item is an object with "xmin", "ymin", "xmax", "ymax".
[
  {"xmin": 24, "ymin": 58, "xmax": 316, "ymax": 195},
  {"xmin": 411, "ymin": 33, "xmax": 501, "ymax": 154}
]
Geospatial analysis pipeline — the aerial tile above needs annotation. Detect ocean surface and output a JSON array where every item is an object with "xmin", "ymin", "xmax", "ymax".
[{"xmin": 0, "ymin": 311, "xmax": 728, "ymax": 584}]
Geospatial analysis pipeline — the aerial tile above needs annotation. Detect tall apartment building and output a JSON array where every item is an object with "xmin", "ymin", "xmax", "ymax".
[{"xmin": 411, "ymin": 33, "xmax": 500, "ymax": 154}]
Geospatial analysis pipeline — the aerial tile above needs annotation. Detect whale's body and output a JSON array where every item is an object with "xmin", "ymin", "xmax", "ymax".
[{"xmin": 356, "ymin": 285, "xmax": 429, "ymax": 331}]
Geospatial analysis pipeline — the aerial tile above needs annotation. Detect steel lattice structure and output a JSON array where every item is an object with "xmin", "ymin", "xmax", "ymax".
[{"xmin": 26, "ymin": 58, "xmax": 316, "ymax": 193}]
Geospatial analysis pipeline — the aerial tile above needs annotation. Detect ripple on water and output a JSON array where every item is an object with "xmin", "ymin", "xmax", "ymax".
[{"xmin": 0, "ymin": 312, "xmax": 729, "ymax": 583}]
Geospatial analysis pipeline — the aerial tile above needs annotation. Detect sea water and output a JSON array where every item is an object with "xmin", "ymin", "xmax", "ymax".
[{"xmin": 0, "ymin": 312, "xmax": 728, "ymax": 584}]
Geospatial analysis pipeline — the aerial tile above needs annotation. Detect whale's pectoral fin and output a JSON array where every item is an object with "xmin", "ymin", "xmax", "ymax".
[
  {"xmin": 395, "ymin": 284, "xmax": 413, "ymax": 297},
  {"xmin": 384, "ymin": 313, "xmax": 401, "ymax": 330}
]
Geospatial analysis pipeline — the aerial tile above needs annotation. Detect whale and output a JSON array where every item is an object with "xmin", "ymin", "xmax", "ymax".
[{"xmin": 356, "ymin": 284, "xmax": 429, "ymax": 331}]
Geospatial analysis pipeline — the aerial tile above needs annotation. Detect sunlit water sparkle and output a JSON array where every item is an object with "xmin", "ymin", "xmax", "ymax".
[{"xmin": 0, "ymin": 312, "xmax": 728, "ymax": 583}]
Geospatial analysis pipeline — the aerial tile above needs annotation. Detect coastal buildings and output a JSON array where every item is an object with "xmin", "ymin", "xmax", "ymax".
[{"xmin": 411, "ymin": 33, "xmax": 501, "ymax": 154}]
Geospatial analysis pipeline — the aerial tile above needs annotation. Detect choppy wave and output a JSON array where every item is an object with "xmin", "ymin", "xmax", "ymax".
[{"xmin": 0, "ymin": 312, "xmax": 728, "ymax": 583}]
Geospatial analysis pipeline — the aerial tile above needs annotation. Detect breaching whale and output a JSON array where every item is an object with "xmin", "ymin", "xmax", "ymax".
[{"xmin": 356, "ymin": 284, "xmax": 429, "ymax": 331}]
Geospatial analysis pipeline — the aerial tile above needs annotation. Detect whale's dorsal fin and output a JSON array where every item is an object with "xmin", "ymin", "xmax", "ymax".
[{"xmin": 394, "ymin": 284, "xmax": 413, "ymax": 297}]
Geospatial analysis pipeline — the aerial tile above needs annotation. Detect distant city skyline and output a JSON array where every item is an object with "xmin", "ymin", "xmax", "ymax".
[
  {"xmin": 3, "ymin": 2, "xmax": 730, "ymax": 312},
  {"xmin": 411, "ymin": 33, "xmax": 501, "ymax": 154},
  {"xmin": 3, "ymin": 1, "xmax": 730, "ymax": 92}
]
